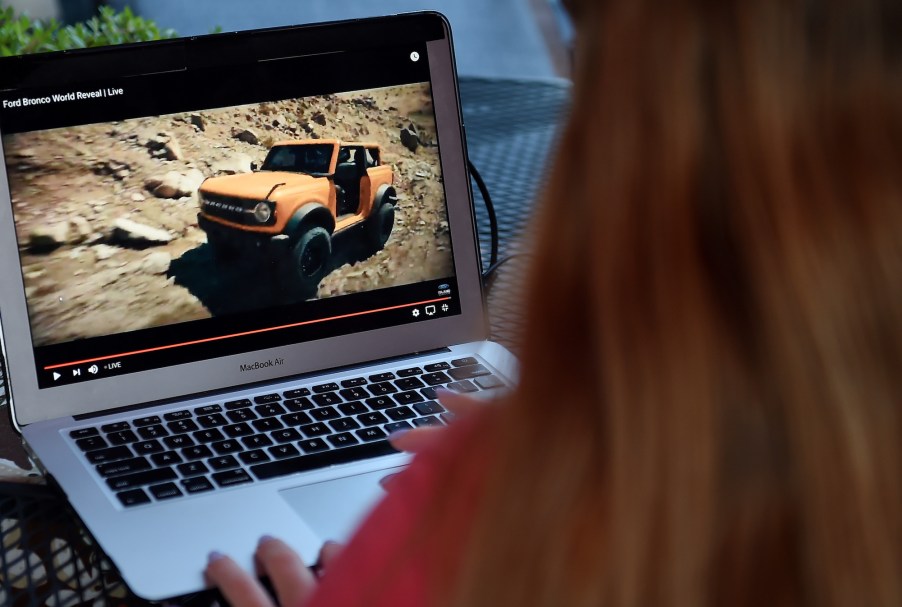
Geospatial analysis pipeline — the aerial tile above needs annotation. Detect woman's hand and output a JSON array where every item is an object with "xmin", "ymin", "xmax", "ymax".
[
  {"xmin": 205, "ymin": 537, "xmax": 343, "ymax": 607},
  {"xmin": 388, "ymin": 390, "xmax": 478, "ymax": 454}
]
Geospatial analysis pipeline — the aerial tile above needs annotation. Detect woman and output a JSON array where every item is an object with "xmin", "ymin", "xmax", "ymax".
[{"xmin": 208, "ymin": 0, "xmax": 902, "ymax": 604}]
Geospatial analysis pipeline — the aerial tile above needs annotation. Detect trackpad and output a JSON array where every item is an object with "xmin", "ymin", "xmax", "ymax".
[{"xmin": 279, "ymin": 467, "xmax": 402, "ymax": 543}]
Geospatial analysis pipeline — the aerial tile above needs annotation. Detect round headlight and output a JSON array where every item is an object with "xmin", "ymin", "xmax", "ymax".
[{"xmin": 253, "ymin": 202, "xmax": 273, "ymax": 223}]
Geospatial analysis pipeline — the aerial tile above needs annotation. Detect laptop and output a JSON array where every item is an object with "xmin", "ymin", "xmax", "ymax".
[{"xmin": 0, "ymin": 13, "xmax": 517, "ymax": 600}]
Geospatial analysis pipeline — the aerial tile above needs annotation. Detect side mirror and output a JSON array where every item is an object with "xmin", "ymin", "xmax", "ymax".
[{"xmin": 251, "ymin": 162, "xmax": 259, "ymax": 172}]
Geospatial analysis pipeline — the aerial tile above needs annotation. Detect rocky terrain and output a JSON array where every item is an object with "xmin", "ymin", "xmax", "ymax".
[{"xmin": 4, "ymin": 83, "xmax": 452, "ymax": 347}]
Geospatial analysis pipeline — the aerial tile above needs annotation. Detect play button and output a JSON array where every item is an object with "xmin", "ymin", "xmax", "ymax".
[{"xmin": 53, "ymin": 372, "xmax": 61, "ymax": 381}]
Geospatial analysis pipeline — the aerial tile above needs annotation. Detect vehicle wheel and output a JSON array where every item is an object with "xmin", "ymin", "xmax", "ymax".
[
  {"xmin": 368, "ymin": 203, "xmax": 395, "ymax": 250},
  {"xmin": 207, "ymin": 233, "xmax": 238, "ymax": 264},
  {"xmin": 289, "ymin": 226, "xmax": 332, "ymax": 294}
]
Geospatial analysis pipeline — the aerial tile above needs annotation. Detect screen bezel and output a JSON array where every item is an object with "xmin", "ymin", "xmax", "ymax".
[{"xmin": 0, "ymin": 13, "xmax": 489, "ymax": 428}]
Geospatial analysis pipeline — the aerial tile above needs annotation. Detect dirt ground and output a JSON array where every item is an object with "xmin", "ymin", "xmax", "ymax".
[{"xmin": 4, "ymin": 83, "xmax": 454, "ymax": 347}]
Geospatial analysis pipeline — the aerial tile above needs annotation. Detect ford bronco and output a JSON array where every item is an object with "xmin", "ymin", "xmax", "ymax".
[{"xmin": 197, "ymin": 139, "xmax": 396, "ymax": 293}]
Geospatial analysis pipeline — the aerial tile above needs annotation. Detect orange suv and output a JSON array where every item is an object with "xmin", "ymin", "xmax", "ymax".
[{"xmin": 198, "ymin": 139, "xmax": 396, "ymax": 293}]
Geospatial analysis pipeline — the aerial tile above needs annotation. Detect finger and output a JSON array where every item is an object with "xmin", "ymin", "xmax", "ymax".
[
  {"xmin": 316, "ymin": 541, "xmax": 344, "ymax": 575},
  {"xmin": 255, "ymin": 536, "xmax": 318, "ymax": 607},
  {"xmin": 205, "ymin": 552, "xmax": 275, "ymax": 607},
  {"xmin": 436, "ymin": 389, "xmax": 480, "ymax": 416},
  {"xmin": 388, "ymin": 425, "xmax": 444, "ymax": 453}
]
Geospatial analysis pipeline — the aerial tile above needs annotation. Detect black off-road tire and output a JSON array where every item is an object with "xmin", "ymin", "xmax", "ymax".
[
  {"xmin": 289, "ymin": 226, "xmax": 332, "ymax": 295},
  {"xmin": 368, "ymin": 203, "xmax": 395, "ymax": 250}
]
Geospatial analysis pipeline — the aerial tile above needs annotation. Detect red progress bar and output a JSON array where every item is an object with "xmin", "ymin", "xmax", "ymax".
[{"xmin": 44, "ymin": 297, "xmax": 452, "ymax": 371}]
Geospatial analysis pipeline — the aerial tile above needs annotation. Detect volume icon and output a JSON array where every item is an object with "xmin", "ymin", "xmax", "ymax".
[{"xmin": 88, "ymin": 365, "xmax": 99, "ymax": 375}]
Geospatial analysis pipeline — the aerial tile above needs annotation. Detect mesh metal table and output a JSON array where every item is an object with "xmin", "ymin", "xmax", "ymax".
[{"xmin": 0, "ymin": 76, "xmax": 570, "ymax": 606}]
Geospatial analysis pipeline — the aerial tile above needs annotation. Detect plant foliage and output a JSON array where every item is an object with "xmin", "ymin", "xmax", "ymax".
[{"xmin": 0, "ymin": 5, "xmax": 177, "ymax": 56}]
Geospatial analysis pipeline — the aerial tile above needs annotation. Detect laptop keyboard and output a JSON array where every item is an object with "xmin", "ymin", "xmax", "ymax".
[{"xmin": 67, "ymin": 357, "xmax": 505, "ymax": 508}]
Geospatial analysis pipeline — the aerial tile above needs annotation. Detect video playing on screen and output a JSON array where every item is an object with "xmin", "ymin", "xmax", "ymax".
[{"xmin": 3, "ymin": 83, "xmax": 453, "ymax": 348}]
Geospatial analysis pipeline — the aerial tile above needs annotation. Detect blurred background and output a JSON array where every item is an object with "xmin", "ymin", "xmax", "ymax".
[{"xmin": 3, "ymin": 0, "xmax": 574, "ymax": 79}]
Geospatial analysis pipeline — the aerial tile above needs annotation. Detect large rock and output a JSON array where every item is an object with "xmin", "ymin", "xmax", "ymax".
[
  {"xmin": 141, "ymin": 251, "xmax": 172, "ymax": 275},
  {"xmin": 212, "ymin": 153, "xmax": 254, "ymax": 176},
  {"xmin": 111, "ymin": 218, "xmax": 174, "ymax": 247},
  {"xmin": 28, "ymin": 223, "xmax": 70, "ymax": 252},
  {"xmin": 400, "ymin": 127, "xmax": 420, "ymax": 153},
  {"xmin": 145, "ymin": 169, "xmax": 205, "ymax": 199},
  {"xmin": 189, "ymin": 113, "xmax": 206, "ymax": 131},
  {"xmin": 231, "ymin": 128, "xmax": 260, "ymax": 145}
]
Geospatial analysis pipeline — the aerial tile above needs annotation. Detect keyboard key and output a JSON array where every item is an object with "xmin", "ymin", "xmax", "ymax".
[
  {"xmin": 195, "ymin": 405, "xmax": 222, "ymax": 416},
  {"xmin": 340, "ymin": 377, "xmax": 367, "ymax": 388},
  {"xmin": 421, "ymin": 372, "xmax": 451, "ymax": 386},
  {"xmin": 253, "ymin": 418, "xmax": 284, "ymax": 433},
  {"xmin": 239, "ymin": 449, "xmax": 270, "ymax": 465},
  {"xmin": 107, "ymin": 430, "xmax": 139, "ymax": 445},
  {"xmin": 414, "ymin": 401, "xmax": 446, "ymax": 416},
  {"xmin": 446, "ymin": 380, "xmax": 478, "ymax": 393},
  {"xmin": 209, "ymin": 455, "xmax": 240, "ymax": 471},
  {"xmin": 86, "ymin": 446, "xmax": 132, "ymax": 464},
  {"xmin": 164, "ymin": 410, "xmax": 192, "ymax": 421},
  {"xmin": 182, "ymin": 477, "xmax": 214, "ymax": 494},
  {"xmin": 117, "ymin": 489, "xmax": 151, "ymax": 507},
  {"xmin": 394, "ymin": 391, "xmax": 425, "ymax": 406},
  {"xmin": 299, "ymin": 438, "xmax": 329, "ymax": 453},
  {"xmin": 224, "ymin": 399, "xmax": 253, "ymax": 410},
  {"xmin": 70, "ymin": 427, "xmax": 99, "ymax": 439},
  {"xmin": 227, "ymin": 409, "xmax": 257, "ymax": 423},
  {"xmin": 424, "ymin": 362, "xmax": 451, "ymax": 372},
  {"xmin": 212, "ymin": 469, "xmax": 252, "ymax": 488},
  {"xmin": 284, "ymin": 388, "xmax": 311, "ymax": 399},
  {"xmin": 310, "ymin": 407, "xmax": 340, "ymax": 421},
  {"xmin": 97, "ymin": 457, "xmax": 151, "ymax": 477},
  {"xmin": 107, "ymin": 467, "xmax": 177, "ymax": 491},
  {"xmin": 384, "ymin": 421, "xmax": 413, "ymax": 434},
  {"xmin": 256, "ymin": 403, "xmax": 286, "ymax": 417},
  {"xmin": 395, "ymin": 377, "xmax": 425, "ymax": 390},
  {"xmin": 475, "ymin": 375, "xmax": 505, "ymax": 390},
  {"xmin": 312, "ymin": 393, "xmax": 342, "ymax": 407},
  {"xmin": 421, "ymin": 387, "xmax": 439, "ymax": 400},
  {"xmin": 369, "ymin": 372, "xmax": 396, "ymax": 383},
  {"xmin": 366, "ymin": 396, "xmax": 395, "ymax": 410},
  {"xmin": 413, "ymin": 416, "xmax": 444, "ymax": 428},
  {"xmin": 133, "ymin": 416, "xmax": 161, "ymax": 427},
  {"xmin": 397, "ymin": 367, "xmax": 423, "ymax": 377},
  {"xmin": 339, "ymin": 387, "xmax": 369, "ymax": 401},
  {"xmin": 183, "ymin": 445, "xmax": 213, "ymax": 460},
  {"xmin": 328, "ymin": 433, "xmax": 359, "ymax": 448},
  {"xmin": 313, "ymin": 382, "xmax": 340, "ymax": 393},
  {"xmin": 138, "ymin": 425, "xmax": 169, "ymax": 440},
  {"xmin": 339, "ymin": 401, "xmax": 369, "ymax": 416},
  {"xmin": 134, "ymin": 440, "xmax": 164, "ymax": 455},
  {"xmin": 451, "ymin": 357, "xmax": 479, "ymax": 367},
  {"xmin": 178, "ymin": 461, "xmax": 209, "ymax": 477},
  {"xmin": 168, "ymin": 419, "xmax": 199, "ymax": 434},
  {"xmin": 150, "ymin": 482, "xmax": 182, "ymax": 500},
  {"xmin": 272, "ymin": 429, "xmax": 302, "ymax": 443},
  {"xmin": 448, "ymin": 365, "xmax": 490, "ymax": 381},
  {"xmin": 242, "ymin": 435, "xmax": 273, "ymax": 449},
  {"xmin": 194, "ymin": 429, "xmax": 225, "ymax": 443},
  {"xmin": 356, "ymin": 427, "xmax": 387, "ymax": 442},
  {"xmin": 330, "ymin": 418, "xmax": 361, "ymax": 432},
  {"xmin": 269, "ymin": 444, "xmax": 301, "ymax": 459},
  {"xmin": 251, "ymin": 441, "xmax": 398, "ymax": 480},
  {"xmin": 300, "ymin": 423, "xmax": 331, "ymax": 438},
  {"xmin": 224, "ymin": 423, "xmax": 255, "ymax": 438},
  {"xmin": 164, "ymin": 435, "xmax": 195, "ymax": 450},
  {"xmin": 368, "ymin": 382, "xmax": 397, "ymax": 396},
  {"xmin": 282, "ymin": 412, "xmax": 313, "ymax": 427},
  {"xmin": 101, "ymin": 422, "xmax": 130, "ymax": 433},
  {"xmin": 358, "ymin": 412, "xmax": 388, "ymax": 427},
  {"xmin": 284, "ymin": 397, "xmax": 315, "ymax": 411},
  {"xmin": 212, "ymin": 439, "xmax": 243, "ymax": 454},
  {"xmin": 254, "ymin": 393, "xmax": 281, "ymax": 405},
  {"xmin": 76, "ymin": 436, "xmax": 108, "ymax": 452},
  {"xmin": 151, "ymin": 452, "xmax": 183, "ymax": 467},
  {"xmin": 386, "ymin": 407, "xmax": 417, "ymax": 421}
]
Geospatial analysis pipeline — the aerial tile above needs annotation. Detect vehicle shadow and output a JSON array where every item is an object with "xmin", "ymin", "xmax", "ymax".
[{"xmin": 168, "ymin": 222, "xmax": 383, "ymax": 317}]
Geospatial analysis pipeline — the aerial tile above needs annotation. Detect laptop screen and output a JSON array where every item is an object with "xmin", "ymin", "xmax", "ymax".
[{"xmin": 0, "ymin": 20, "xmax": 466, "ymax": 393}]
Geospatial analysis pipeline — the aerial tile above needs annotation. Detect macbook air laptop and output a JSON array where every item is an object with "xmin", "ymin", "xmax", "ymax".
[{"xmin": 0, "ymin": 13, "xmax": 517, "ymax": 600}]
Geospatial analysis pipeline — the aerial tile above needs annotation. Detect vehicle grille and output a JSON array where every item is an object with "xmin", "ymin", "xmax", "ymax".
[{"xmin": 201, "ymin": 193, "xmax": 256, "ymax": 224}]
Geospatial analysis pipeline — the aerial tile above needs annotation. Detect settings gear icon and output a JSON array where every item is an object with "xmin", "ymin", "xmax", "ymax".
[{"xmin": 412, "ymin": 309, "xmax": 421, "ymax": 318}]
